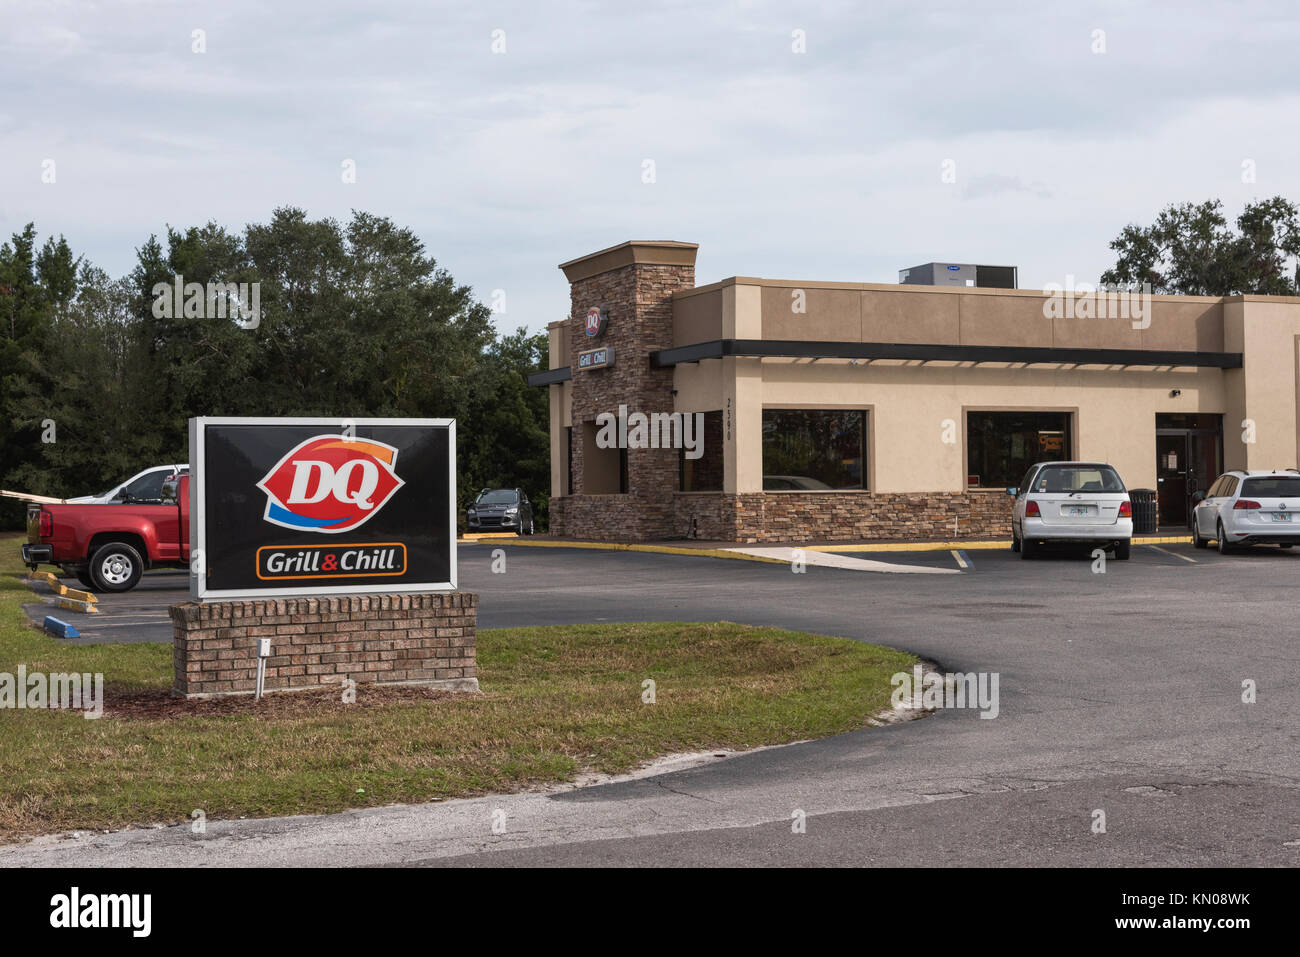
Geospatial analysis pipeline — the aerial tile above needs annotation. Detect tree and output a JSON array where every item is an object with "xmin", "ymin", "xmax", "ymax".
[
  {"xmin": 1, "ymin": 209, "xmax": 553, "ymax": 531},
  {"xmin": 459, "ymin": 327, "xmax": 551, "ymax": 525},
  {"xmin": 1101, "ymin": 197, "xmax": 1300, "ymax": 295},
  {"xmin": 0, "ymin": 226, "xmax": 81, "ymax": 525}
]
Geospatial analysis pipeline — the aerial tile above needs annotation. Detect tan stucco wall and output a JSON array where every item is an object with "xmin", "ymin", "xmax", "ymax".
[
  {"xmin": 749, "ymin": 279, "xmax": 1226, "ymax": 352},
  {"xmin": 672, "ymin": 287, "xmax": 723, "ymax": 345},
  {"xmin": 1229, "ymin": 299, "xmax": 1300, "ymax": 470},
  {"xmin": 547, "ymin": 322, "xmax": 571, "ymax": 496},
  {"xmin": 736, "ymin": 360, "xmax": 1227, "ymax": 494}
]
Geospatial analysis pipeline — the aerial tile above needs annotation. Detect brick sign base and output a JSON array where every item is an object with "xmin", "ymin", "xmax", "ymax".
[{"xmin": 169, "ymin": 593, "xmax": 479, "ymax": 699}]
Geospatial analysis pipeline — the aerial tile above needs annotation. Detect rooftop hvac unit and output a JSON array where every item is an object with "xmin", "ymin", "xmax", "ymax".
[{"xmin": 898, "ymin": 262, "xmax": 1018, "ymax": 289}]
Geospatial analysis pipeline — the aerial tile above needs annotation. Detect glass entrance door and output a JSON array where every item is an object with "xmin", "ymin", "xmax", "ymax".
[
  {"xmin": 1156, "ymin": 433, "xmax": 1189, "ymax": 527},
  {"xmin": 1155, "ymin": 414, "xmax": 1223, "ymax": 529}
]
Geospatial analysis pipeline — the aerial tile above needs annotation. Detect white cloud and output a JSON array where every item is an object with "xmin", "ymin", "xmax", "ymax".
[{"xmin": 2, "ymin": 0, "xmax": 1300, "ymax": 331}]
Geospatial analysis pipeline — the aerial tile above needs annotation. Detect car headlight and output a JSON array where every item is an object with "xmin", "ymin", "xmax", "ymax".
[
  {"xmin": 467, "ymin": 508, "xmax": 477, "ymax": 516},
  {"xmin": 505, "ymin": 507, "xmax": 518, "ymax": 515}
]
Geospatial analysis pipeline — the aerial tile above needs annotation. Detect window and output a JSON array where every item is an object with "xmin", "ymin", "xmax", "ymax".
[
  {"xmin": 565, "ymin": 427, "xmax": 573, "ymax": 496},
  {"xmin": 1030, "ymin": 464, "xmax": 1125, "ymax": 493},
  {"xmin": 580, "ymin": 421, "xmax": 625, "ymax": 494},
  {"xmin": 121, "ymin": 470, "xmax": 170, "ymax": 503},
  {"xmin": 680, "ymin": 411, "xmax": 724, "ymax": 492},
  {"xmin": 762, "ymin": 409, "xmax": 867, "ymax": 490},
  {"xmin": 475, "ymin": 490, "xmax": 519, "ymax": 505},
  {"xmin": 967, "ymin": 411, "xmax": 1073, "ymax": 489},
  {"xmin": 1242, "ymin": 476, "xmax": 1300, "ymax": 497}
]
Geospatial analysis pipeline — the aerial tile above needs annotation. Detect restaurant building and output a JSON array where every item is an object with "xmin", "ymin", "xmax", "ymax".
[{"xmin": 529, "ymin": 240, "xmax": 1300, "ymax": 543}]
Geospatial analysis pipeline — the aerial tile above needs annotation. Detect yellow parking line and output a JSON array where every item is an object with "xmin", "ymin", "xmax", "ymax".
[
  {"xmin": 951, "ymin": 550, "xmax": 970, "ymax": 569},
  {"xmin": 464, "ymin": 538, "xmax": 789, "ymax": 564},
  {"xmin": 810, "ymin": 536, "xmax": 1191, "ymax": 553},
  {"xmin": 1146, "ymin": 544, "xmax": 1197, "ymax": 564}
]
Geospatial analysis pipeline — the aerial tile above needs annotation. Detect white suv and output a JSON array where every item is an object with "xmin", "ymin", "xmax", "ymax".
[
  {"xmin": 1010, "ymin": 461, "xmax": 1134, "ymax": 560},
  {"xmin": 1191, "ymin": 470, "xmax": 1300, "ymax": 553}
]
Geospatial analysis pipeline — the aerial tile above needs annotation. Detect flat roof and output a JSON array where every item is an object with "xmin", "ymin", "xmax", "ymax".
[{"xmin": 672, "ymin": 276, "xmax": 1300, "ymax": 305}]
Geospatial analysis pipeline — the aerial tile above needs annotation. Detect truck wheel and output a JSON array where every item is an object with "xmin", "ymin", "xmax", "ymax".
[{"xmin": 90, "ymin": 542, "xmax": 144, "ymax": 592}]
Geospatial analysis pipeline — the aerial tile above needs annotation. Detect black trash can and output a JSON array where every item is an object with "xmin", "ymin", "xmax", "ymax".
[{"xmin": 1129, "ymin": 489, "xmax": 1157, "ymax": 534}]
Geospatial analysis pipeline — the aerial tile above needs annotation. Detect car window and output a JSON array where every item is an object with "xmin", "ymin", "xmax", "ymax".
[
  {"xmin": 123, "ymin": 470, "xmax": 168, "ymax": 502},
  {"xmin": 475, "ymin": 489, "xmax": 519, "ymax": 505},
  {"xmin": 1241, "ymin": 476, "xmax": 1300, "ymax": 498},
  {"xmin": 1224, "ymin": 477, "xmax": 1239, "ymax": 497},
  {"xmin": 1032, "ymin": 465, "xmax": 1125, "ymax": 493},
  {"xmin": 1018, "ymin": 468, "xmax": 1037, "ymax": 495},
  {"xmin": 1206, "ymin": 477, "xmax": 1225, "ymax": 497}
]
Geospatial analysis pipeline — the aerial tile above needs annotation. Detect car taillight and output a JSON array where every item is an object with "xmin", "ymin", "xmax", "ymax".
[
  {"xmin": 1118, "ymin": 500, "xmax": 1132, "ymax": 517},
  {"xmin": 39, "ymin": 511, "xmax": 52, "ymax": 538},
  {"xmin": 1233, "ymin": 499, "xmax": 1262, "ymax": 510},
  {"xmin": 1025, "ymin": 500, "xmax": 1040, "ymax": 517}
]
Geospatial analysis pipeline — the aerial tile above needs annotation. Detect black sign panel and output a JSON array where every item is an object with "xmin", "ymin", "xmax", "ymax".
[
  {"xmin": 578, "ymin": 346, "xmax": 614, "ymax": 370},
  {"xmin": 190, "ymin": 418, "xmax": 455, "ymax": 599}
]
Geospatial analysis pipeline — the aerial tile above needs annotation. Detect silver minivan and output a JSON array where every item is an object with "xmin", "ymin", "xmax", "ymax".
[{"xmin": 1009, "ymin": 461, "xmax": 1134, "ymax": 560}]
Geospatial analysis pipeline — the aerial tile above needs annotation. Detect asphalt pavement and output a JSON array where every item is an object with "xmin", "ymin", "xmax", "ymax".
[{"xmin": 5, "ymin": 538, "xmax": 1299, "ymax": 866}]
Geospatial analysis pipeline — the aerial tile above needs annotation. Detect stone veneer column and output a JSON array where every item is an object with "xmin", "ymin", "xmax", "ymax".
[{"xmin": 556, "ymin": 241, "xmax": 698, "ymax": 540}]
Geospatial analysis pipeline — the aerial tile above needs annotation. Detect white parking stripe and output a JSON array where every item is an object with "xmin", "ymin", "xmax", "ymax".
[
  {"xmin": 727, "ymin": 546, "xmax": 959, "ymax": 575},
  {"xmin": 951, "ymin": 550, "xmax": 970, "ymax": 569}
]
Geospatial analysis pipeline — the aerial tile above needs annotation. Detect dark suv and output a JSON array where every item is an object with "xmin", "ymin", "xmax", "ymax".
[{"xmin": 466, "ymin": 488, "xmax": 534, "ymax": 535}]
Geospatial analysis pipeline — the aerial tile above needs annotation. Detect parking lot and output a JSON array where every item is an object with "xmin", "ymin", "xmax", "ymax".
[
  {"xmin": 8, "ymin": 531, "xmax": 1300, "ymax": 867},
  {"xmin": 22, "ymin": 536, "xmax": 1297, "ymax": 646}
]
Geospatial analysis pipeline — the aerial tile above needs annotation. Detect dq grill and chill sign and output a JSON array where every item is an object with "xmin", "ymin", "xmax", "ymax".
[{"xmin": 189, "ymin": 417, "xmax": 455, "ymax": 599}]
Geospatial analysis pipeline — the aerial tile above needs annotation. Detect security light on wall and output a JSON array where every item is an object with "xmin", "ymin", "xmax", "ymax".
[{"xmin": 1170, "ymin": 389, "xmax": 1182, "ymax": 398}]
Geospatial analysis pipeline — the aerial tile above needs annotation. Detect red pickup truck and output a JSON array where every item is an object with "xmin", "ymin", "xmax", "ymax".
[{"xmin": 22, "ymin": 473, "xmax": 191, "ymax": 592}]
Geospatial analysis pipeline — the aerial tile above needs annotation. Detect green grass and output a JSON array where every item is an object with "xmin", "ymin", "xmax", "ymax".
[{"xmin": 0, "ymin": 532, "xmax": 916, "ymax": 840}]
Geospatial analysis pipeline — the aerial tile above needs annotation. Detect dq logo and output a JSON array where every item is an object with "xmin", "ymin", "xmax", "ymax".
[
  {"xmin": 257, "ymin": 435, "xmax": 405, "ymax": 533},
  {"xmin": 584, "ymin": 306, "xmax": 607, "ymax": 337}
]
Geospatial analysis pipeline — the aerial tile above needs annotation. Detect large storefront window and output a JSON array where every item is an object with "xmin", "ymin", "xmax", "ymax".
[
  {"xmin": 680, "ymin": 411, "xmax": 724, "ymax": 491},
  {"xmin": 762, "ymin": 409, "xmax": 867, "ymax": 490},
  {"xmin": 967, "ymin": 410, "xmax": 1072, "ymax": 489}
]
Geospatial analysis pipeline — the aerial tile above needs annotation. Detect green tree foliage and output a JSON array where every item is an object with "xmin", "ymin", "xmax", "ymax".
[
  {"xmin": 0, "ymin": 227, "xmax": 84, "ymax": 525},
  {"xmin": 1102, "ymin": 197, "xmax": 1300, "ymax": 295},
  {"xmin": 0, "ymin": 210, "xmax": 551, "ymax": 530}
]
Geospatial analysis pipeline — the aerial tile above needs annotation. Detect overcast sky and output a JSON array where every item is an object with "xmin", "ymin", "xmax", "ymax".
[{"xmin": 4, "ymin": 0, "xmax": 1299, "ymax": 332}]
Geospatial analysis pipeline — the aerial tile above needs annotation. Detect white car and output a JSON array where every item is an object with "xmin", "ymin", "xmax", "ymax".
[
  {"xmin": 66, "ymin": 465, "xmax": 188, "ymax": 505},
  {"xmin": 1010, "ymin": 461, "xmax": 1133, "ymax": 560},
  {"xmin": 1191, "ymin": 469, "xmax": 1300, "ymax": 553}
]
